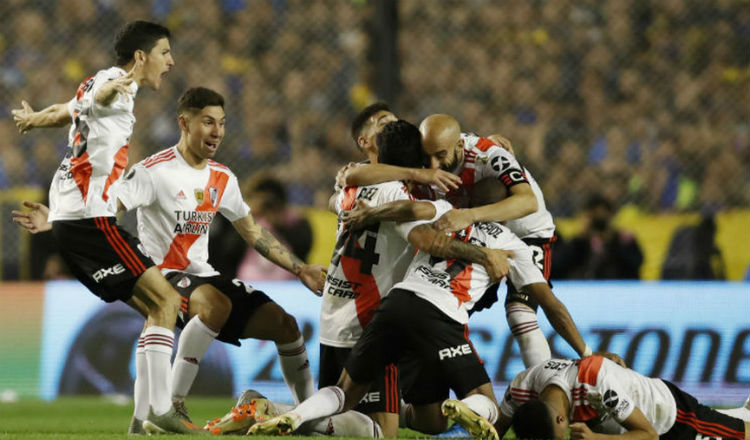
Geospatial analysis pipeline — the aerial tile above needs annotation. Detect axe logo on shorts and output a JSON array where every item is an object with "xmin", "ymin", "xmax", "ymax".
[
  {"xmin": 359, "ymin": 391, "xmax": 380, "ymax": 403},
  {"xmin": 92, "ymin": 263, "xmax": 126, "ymax": 282},
  {"xmin": 438, "ymin": 343, "xmax": 472, "ymax": 360}
]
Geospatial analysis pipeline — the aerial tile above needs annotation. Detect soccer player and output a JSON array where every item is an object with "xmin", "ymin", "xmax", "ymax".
[
  {"xmin": 248, "ymin": 129, "xmax": 550, "ymax": 437},
  {"xmin": 342, "ymin": 112, "xmax": 559, "ymax": 368},
  {"xmin": 499, "ymin": 356, "xmax": 750, "ymax": 440},
  {"xmin": 317, "ymin": 119, "xmax": 512, "ymax": 438},
  {"xmin": 9, "ymin": 21, "xmax": 206, "ymax": 434},
  {"xmin": 14, "ymin": 87, "xmax": 327, "ymax": 433}
]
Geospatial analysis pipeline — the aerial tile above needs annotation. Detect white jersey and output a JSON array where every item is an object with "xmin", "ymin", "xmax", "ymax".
[
  {"xmin": 394, "ymin": 201, "xmax": 546, "ymax": 324},
  {"xmin": 49, "ymin": 66, "xmax": 138, "ymax": 221},
  {"xmin": 320, "ymin": 182, "xmax": 442, "ymax": 348},
  {"xmin": 500, "ymin": 357, "xmax": 677, "ymax": 435},
  {"xmin": 117, "ymin": 146, "xmax": 250, "ymax": 277},
  {"xmin": 430, "ymin": 133, "xmax": 554, "ymax": 239}
]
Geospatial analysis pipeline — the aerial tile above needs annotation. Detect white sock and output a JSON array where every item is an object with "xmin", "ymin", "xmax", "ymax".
[
  {"xmin": 133, "ymin": 334, "xmax": 149, "ymax": 421},
  {"xmin": 303, "ymin": 411, "xmax": 383, "ymax": 437},
  {"xmin": 717, "ymin": 407, "xmax": 750, "ymax": 422},
  {"xmin": 289, "ymin": 386, "xmax": 346, "ymax": 424},
  {"xmin": 143, "ymin": 326, "xmax": 174, "ymax": 416},
  {"xmin": 276, "ymin": 336, "xmax": 314, "ymax": 404},
  {"xmin": 172, "ymin": 316, "xmax": 218, "ymax": 401},
  {"xmin": 461, "ymin": 394, "xmax": 498, "ymax": 424},
  {"xmin": 506, "ymin": 305, "xmax": 551, "ymax": 367}
]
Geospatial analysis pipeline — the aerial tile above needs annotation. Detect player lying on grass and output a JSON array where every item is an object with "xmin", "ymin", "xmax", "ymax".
[
  {"xmin": 499, "ymin": 356, "xmax": 750, "ymax": 440},
  {"xmin": 10, "ymin": 20, "xmax": 208, "ymax": 435},
  {"xmin": 13, "ymin": 86, "xmax": 326, "ymax": 434},
  {"xmin": 339, "ymin": 108, "xmax": 558, "ymax": 371}
]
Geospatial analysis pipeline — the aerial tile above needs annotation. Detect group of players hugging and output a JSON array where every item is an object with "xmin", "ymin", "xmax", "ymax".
[{"xmin": 11, "ymin": 20, "xmax": 750, "ymax": 440}]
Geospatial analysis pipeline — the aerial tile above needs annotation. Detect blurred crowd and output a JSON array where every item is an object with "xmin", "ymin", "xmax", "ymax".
[
  {"xmin": 0, "ymin": 0, "xmax": 748, "ymax": 281},
  {"xmin": 397, "ymin": 0, "xmax": 750, "ymax": 215}
]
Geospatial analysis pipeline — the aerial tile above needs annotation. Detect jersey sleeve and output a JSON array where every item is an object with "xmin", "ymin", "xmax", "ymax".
[
  {"xmin": 392, "ymin": 199, "xmax": 453, "ymax": 240},
  {"xmin": 478, "ymin": 145, "xmax": 529, "ymax": 189},
  {"xmin": 218, "ymin": 173, "xmax": 251, "ymax": 222},
  {"xmin": 117, "ymin": 164, "xmax": 156, "ymax": 210}
]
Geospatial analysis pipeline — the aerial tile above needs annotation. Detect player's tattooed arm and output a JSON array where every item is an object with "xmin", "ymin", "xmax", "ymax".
[
  {"xmin": 408, "ymin": 224, "xmax": 514, "ymax": 281},
  {"xmin": 12, "ymin": 101, "xmax": 72, "ymax": 133},
  {"xmin": 341, "ymin": 200, "xmax": 436, "ymax": 230},
  {"xmin": 232, "ymin": 214, "xmax": 326, "ymax": 295},
  {"xmin": 343, "ymin": 164, "xmax": 461, "ymax": 193}
]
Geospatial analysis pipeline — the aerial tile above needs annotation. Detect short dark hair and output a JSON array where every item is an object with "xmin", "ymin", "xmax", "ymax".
[
  {"xmin": 114, "ymin": 21, "xmax": 171, "ymax": 66},
  {"xmin": 512, "ymin": 401, "xmax": 555, "ymax": 440},
  {"xmin": 177, "ymin": 87, "xmax": 225, "ymax": 115},
  {"xmin": 351, "ymin": 102, "xmax": 392, "ymax": 145},
  {"xmin": 377, "ymin": 120, "xmax": 426, "ymax": 168}
]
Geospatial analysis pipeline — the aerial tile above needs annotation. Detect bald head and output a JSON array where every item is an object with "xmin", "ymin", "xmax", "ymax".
[{"xmin": 419, "ymin": 114, "xmax": 464, "ymax": 171}]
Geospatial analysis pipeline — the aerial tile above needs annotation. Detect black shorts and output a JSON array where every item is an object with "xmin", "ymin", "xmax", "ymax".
[
  {"xmin": 319, "ymin": 344, "xmax": 399, "ymax": 415},
  {"xmin": 660, "ymin": 380, "xmax": 746, "ymax": 440},
  {"xmin": 165, "ymin": 272, "xmax": 273, "ymax": 346},
  {"xmin": 346, "ymin": 289, "xmax": 490, "ymax": 405},
  {"xmin": 52, "ymin": 217, "xmax": 154, "ymax": 303},
  {"xmin": 473, "ymin": 236, "xmax": 555, "ymax": 314}
]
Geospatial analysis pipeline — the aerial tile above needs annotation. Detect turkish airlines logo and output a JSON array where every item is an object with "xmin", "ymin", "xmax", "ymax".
[{"xmin": 438, "ymin": 344, "xmax": 472, "ymax": 360}]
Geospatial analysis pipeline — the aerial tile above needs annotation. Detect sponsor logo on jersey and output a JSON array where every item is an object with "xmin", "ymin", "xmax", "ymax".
[
  {"xmin": 172, "ymin": 210, "xmax": 216, "ymax": 234},
  {"xmin": 438, "ymin": 343, "xmax": 472, "ymax": 360},
  {"xmin": 92, "ymin": 263, "xmax": 126, "ymax": 282},
  {"xmin": 176, "ymin": 190, "xmax": 187, "ymax": 200},
  {"xmin": 359, "ymin": 391, "xmax": 381, "ymax": 403},
  {"xmin": 324, "ymin": 275, "xmax": 362, "ymax": 299},
  {"xmin": 416, "ymin": 265, "xmax": 452, "ymax": 289},
  {"xmin": 602, "ymin": 390, "xmax": 618, "ymax": 409},
  {"xmin": 209, "ymin": 186, "xmax": 218, "ymax": 206},
  {"xmin": 178, "ymin": 276, "xmax": 191, "ymax": 288},
  {"xmin": 194, "ymin": 189, "xmax": 204, "ymax": 204}
]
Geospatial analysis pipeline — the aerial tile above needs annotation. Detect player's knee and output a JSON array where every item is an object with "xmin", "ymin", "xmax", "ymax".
[
  {"xmin": 275, "ymin": 312, "xmax": 301, "ymax": 343},
  {"xmin": 190, "ymin": 288, "xmax": 231, "ymax": 332}
]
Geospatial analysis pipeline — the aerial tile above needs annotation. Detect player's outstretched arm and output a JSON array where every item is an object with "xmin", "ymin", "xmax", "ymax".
[
  {"xmin": 408, "ymin": 224, "xmax": 514, "ymax": 282},
  {"xmin": 570, "ymin": 407, "xmax": 657, "ymax": 440},
  {"xmin": 12, "ymin": 101, "xmax": 72, "ymax": 133},
  {"xmin": 232, "ymin": 214, "xmax": 326, "ymax": 295},
  {"xmin": 12, "ymin": 201, "xmax": 52, "ymax": 233},
  {"xmin": 342, "ymin": 163, "xmax": 461, "ymax": 193},
  {"xmin": 95, "ymin": 59, "xmax": 142, "ymax": 106},
  {"xmin": 341, "ymin": 199, "xmax": 437, "ymax": 230},
  {"xmin": 435, "ymin": 183, "xmax": 538, "ymax": 232},
  {"xmin": 525, "ymin": 283, "xmax": 589, "ymax": 357}
]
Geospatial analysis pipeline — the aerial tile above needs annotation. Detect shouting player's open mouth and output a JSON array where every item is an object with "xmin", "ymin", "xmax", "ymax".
[{"xmin": 204, "ymin": 140, "xmax": 219, "ymax": 152}]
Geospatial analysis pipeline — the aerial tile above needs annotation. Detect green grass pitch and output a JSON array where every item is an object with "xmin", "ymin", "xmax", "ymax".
[{"xmin": 0, "ymin": 397, "xmax": 494, "ymax": 439}]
